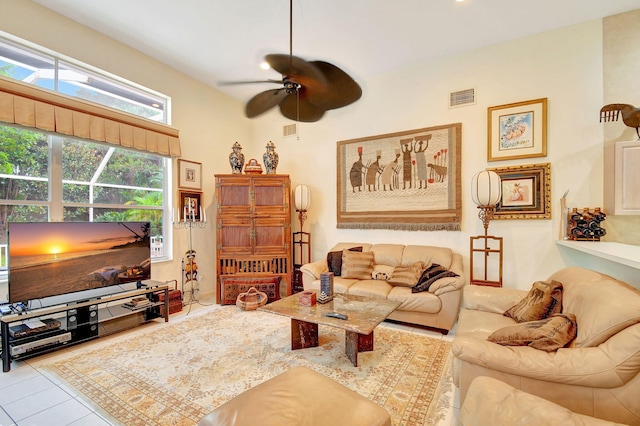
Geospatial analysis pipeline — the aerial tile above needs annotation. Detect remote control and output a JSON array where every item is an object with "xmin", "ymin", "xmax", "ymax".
[{"xmin": 326, "ymin": 312, "xmax": 348, "ymax": 320}]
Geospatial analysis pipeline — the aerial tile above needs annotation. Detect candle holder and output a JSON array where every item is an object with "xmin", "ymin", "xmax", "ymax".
[{"xmin": 173, "ymin": 203, "xmax": 207, "ymax": 309}]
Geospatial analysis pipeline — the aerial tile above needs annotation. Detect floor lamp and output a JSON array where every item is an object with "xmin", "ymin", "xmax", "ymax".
[
  {"xmin": 470, "ymin": 170, "xmax": 503, "ymax": 287},
  {"xmin": 292, "ymin": 184, "xmax": 311, "ymax": 293}
]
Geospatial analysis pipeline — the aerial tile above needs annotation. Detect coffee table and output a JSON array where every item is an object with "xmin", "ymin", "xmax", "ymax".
[{"xmin": 258, "ymin": 291, "xmax": 400, "ymax": 366}]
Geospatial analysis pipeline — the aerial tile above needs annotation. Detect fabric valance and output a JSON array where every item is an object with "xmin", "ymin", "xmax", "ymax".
[{"xmin": 0, "ymin": 76, "xmax": 181, "ymax": 157}]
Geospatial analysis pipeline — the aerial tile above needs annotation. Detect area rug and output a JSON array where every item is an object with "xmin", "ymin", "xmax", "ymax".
[{"xmin": 42, "ymin": 305, "xmax": 452, "ymax": 426}]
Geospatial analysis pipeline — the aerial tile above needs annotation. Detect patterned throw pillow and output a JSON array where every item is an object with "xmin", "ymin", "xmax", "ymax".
[
  {"xmin": 341, "ymin": 250, "xmax": 374, "ymax": 280},
  {"xmin": 388, "ymin": 261, "xmax": 425, "ymax": 287},
  {"xmin": 326, "ymin": 246, "xmax": 362, "ymax": 276},
  {"xmin": 504, "ymin": 280, "xmax": 563, "ymax": 323},
  {"xmin": 412, "ymin": 263, "xmax": 459, "ymax": 293},
  {"xmin": 487, "ymin": 313, "xmax": 578, "ymax": 352}
]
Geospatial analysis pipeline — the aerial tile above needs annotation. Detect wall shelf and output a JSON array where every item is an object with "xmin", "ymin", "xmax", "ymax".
[{"xmin": 556, "ymin": 240, "xmax": 640, "ymax": 270}]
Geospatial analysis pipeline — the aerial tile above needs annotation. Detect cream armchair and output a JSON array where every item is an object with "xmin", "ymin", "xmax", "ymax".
[{"xmin": 452, "ymin": 267, "xmax": 640, "ymax": 425}]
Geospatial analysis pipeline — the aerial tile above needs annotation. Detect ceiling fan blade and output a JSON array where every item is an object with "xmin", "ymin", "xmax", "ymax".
[
  {"xmin": 308, "ymin": 61, "xmax": 362, "ymax": 110},
  {"xmin": 279, "ymin": 94, "xmax": 326, "ymax": 122},
  {"xmin": 245, "ymin": 88, "xmax": 288, "ymax": 118},
  {"xmin": 219, "ymin": 79, "xmax": 282, "ymax": 86},
  {"xmin": 266, "ymin": 54, "xmax": 328, "ymax": 87}
]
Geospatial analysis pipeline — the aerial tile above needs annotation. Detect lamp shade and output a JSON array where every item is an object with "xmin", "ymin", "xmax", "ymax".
[
  {"xmin": 471, "ymin": 170, "xmax": 502, "ymax": 206},
  {"xmin": 294, "ymin": 184, "xmax": 311, "ymax": 211}
]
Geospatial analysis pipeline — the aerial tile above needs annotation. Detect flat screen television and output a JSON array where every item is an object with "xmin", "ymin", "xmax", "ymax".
[{"xmin": 8, "ymin": 221, "xmax": 151, "ymax": 305}]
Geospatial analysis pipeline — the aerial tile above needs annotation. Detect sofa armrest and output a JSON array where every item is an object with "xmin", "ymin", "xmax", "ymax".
[
  {"xmin": 462, "ymin": 285, "xmax": 527, "ymax": 314},
  {"xmin": 452, "ymin": 335, "xmax": 629, "ymax": 388},
  {"xmin": 300, "ymin": 259, "xmax": 328, "ymax": 288},
  {"xmin": 429, "ymin": 253, "xmax": 465, "ymax": 296}
]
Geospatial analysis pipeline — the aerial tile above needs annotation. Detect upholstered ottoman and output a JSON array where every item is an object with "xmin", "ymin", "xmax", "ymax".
[{"xmin": 198, "ymin": 366, "xmax": 391, "ymax": 426}]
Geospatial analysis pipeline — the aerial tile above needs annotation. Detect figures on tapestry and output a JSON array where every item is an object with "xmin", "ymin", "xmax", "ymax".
[
  {"xmin": 380, "ymin": 149, "xmax": 401, "ymax": 191},
  {"xmin": 348, "ymin": 133, "xmax": 447, "ymax": 193},
  {"xmin": 349, "ymin": 146, "xmax": 364, "ymax": 192},
  {"xmin": 365, "ymin": 150, "xmax": 382, "ymax": 191},
  {"xmin": 414, "ymin": 134, "xmax": 431, "ymax": 189},
  {"xmin": 349, "ymin": 134, "xmax": 448, "ymax": 193},
  {"xmin": 401, "ymin": 138, "xmax": 414, "ymax": 189}
]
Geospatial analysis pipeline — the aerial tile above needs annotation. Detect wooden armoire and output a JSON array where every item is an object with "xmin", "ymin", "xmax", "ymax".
[{"xmin": 215, "ymin": 174, "xmax": 292, "ymax": 304}]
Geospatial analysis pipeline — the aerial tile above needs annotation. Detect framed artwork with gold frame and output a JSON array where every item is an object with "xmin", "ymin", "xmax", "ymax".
[
  {"xmin": 487, "ymin": 162, "xmax": 551, "ymax": 220},
  {"xmin": 488, "ymin": 98, "xmax": 547, "ymax": 162}
]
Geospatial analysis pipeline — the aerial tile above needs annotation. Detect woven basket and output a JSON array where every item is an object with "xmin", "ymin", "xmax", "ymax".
[{"xmin": 236, "ymin": 286, "xmax": 268, "ymax": 311}]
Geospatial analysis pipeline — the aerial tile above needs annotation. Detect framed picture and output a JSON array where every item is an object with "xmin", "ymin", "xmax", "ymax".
[
  {"xmin": 336, "ymin": 123, "xmax": 462, "ymax": 231},
  {"xmin": 178, "ymin": 159, "xmax": 202, "ymax": 190},
  {"xmin": 178, "ymin": 190, "xmax": 203, "ymax": 221},
  {"xmin": 487, "ymin": 98, "xmax": 547, "ymax": 162},
  {"xmin": 487, "ymin": 163, "xmax": 551, "ymax": 220}
]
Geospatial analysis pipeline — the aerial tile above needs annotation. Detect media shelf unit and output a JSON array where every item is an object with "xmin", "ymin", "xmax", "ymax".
[{"xmin": 1, "ymin": 284, "xmax": 170, "ymax": 372}]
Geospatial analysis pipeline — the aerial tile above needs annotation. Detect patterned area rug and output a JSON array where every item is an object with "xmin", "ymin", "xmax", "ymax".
[{"xmin": 43, "ymin": 305, "xmax": 452, "ymax": 426}]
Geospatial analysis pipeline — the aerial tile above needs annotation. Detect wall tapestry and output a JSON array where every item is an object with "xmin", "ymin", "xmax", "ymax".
[{"xmin": 337, "ymin": 123, "xmax": 461, "ymax": 231}]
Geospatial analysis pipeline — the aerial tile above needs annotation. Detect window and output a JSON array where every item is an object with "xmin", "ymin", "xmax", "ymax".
[
  {"xmin": 0, "ymin": 125, "xmax": 170, "ymax": 254},
  {"xmin": 0, "ymin": 34, "xmax": 175, "ymax": 302},
  {"xmin": 0, "ymin": 37, "xmax": 167, "ymax": 123}
]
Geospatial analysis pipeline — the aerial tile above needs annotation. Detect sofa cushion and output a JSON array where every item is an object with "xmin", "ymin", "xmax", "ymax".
[
  {"xmin": 327, "ymin": 246, "xmax": 362, "ymax": 276},
  {"xmin": 402, "ymin": 245, "xmax": 453, "ymax": 269},
  {"xmin": 348, "ymin": 280, "xmax": 393, "ymax": 299},
  {"xmin": 388, "ymin": 261, "xmax": 425, "ymax": 287},
  {"xmin": 487, "ymin": 313, "xmax": 578, "ymax": 352},
  {"xmin": 387, "ymin": 286, "xmax": 442, "ymax": 313},
  {"xmin": 370, "ymin": 244, "xmax": 406, "ymax": 267},
  {"xmin": 412, "ymin": 263, "xmax": 459, "ymax": 293},
  {"xmin": 504, "ymin": 280, "xmax": 563, "ymax": 323},
  {"xmin": 566, "ymin": 278, "xmax": 640, "ymax": 348},
  {"xmin": 341, "ymin": 250, "xmax": 375, "ymax": 280}
]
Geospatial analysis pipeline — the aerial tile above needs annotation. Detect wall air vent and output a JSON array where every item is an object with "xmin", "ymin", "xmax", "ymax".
[
  {"xmin": 283, "ymin": 123, "xmax": 297, "ymax": 137},
  {"xmin": 449, "ymin": 87, "xmax": 476, "ymax": 108}
]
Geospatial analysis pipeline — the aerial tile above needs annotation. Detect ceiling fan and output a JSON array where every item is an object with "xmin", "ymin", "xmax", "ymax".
[{"xmin": 221, "ymin": 0, "xmax": 362, "ymax": 122}]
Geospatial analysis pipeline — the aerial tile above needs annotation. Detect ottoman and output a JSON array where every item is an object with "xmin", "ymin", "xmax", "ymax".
[{"xmin": 198, "ymin": 366, "xmax": 391, "ymax": 426}]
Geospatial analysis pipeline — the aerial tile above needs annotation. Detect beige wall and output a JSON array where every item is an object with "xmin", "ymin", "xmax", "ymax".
[
  {"xmin": 2, "ymin": 1, "xmax": 638, "ymax": 294},
  {"xmin": 250, "ymin": 15, "xmax": 640, "ymax": 289}
]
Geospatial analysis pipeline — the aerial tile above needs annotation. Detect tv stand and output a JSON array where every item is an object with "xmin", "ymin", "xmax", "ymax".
[{"xmin": 1, "ymin": 284, "xmax": 170, "ymax": 372}]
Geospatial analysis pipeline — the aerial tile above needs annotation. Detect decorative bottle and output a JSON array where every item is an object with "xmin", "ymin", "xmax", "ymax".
[
  {"xmin": 228, "ymin": 142, "xmax": 245, "ymax": 174},
  {"xmin": 263, "ymin": 141, "xmax": 279, "ymax": 174}
]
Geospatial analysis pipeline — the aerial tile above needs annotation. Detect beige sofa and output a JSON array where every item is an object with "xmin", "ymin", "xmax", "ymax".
[
  {"xmin": 300, "ymin": 242, "xmax": 465, "ymax": 332},
  {"xmin": 452, "ymin": 267, "xmax": 640, "ymax": 425}
]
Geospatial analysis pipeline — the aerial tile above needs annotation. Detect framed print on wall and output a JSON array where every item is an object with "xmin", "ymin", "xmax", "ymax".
[
  {"xmin": 179, "ymin": 190, "xmax": 203, "ymax": 221},
  {"xmin": 178, "ymin": 159, "xmax": 202, "ymax": 190},
  {"xmin": 488, "ymin": 98, "xmax": 547, "ymax": 162},
  {"xmin": 487, "ymin": 162, "xmax": 551, "ymax": 220}
]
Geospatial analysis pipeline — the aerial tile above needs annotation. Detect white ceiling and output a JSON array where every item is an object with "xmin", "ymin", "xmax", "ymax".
[{"xmin": 34, "ymin": 0, "xmax": 640, "ymax": 104}]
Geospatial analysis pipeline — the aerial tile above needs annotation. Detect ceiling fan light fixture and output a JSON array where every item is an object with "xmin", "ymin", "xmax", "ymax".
[{"xmin": 229, "ymin": 0, "xmax": 361, "ymax": 122}]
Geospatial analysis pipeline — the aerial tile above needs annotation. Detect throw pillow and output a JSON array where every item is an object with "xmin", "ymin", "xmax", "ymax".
[
  {"xmin": 341, "ymin": 250, "xmax": 374, "ymax": 280},
  {"xmin": 326, "ymin": 246, "xmax": 363, "ymax": 276},
  {"xmin": 487, "ymin": 313, "xmax": 578, "ymax": 352},
  {"xmin": 388, "ymin": 261, "xmax": 425, "ymax": 287},
  {"xmin": 412, "ymin": 263, "xmax": 459, "ymax": 293},
  {"xmin": 504, "ymin": 280, "xmax": 563, "ymax": 323}
]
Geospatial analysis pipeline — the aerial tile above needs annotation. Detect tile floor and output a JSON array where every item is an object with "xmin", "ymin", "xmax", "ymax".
[{"xmin": 0, "ymin": 298, "xmax": 460, "ymax": 426}]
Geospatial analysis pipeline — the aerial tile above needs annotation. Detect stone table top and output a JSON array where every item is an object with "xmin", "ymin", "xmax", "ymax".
[{"xmin": 258, "ymin": 291, "xmax": 400, "ymax": 335}]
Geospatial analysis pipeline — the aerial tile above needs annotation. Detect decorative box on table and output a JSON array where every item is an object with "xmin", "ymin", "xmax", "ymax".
[{"xmin": 151, "ymin": 284, "xmax": 183, "ymax": 316}]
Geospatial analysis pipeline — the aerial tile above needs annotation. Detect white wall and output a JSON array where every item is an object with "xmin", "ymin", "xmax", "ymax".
[
  {"xmin": 249, "ymin": 19, "xmax": 638, "ymax": 290},
  {"xmin": 0, "ymin": 0, "xmax": 249, "ymax": 297}
]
